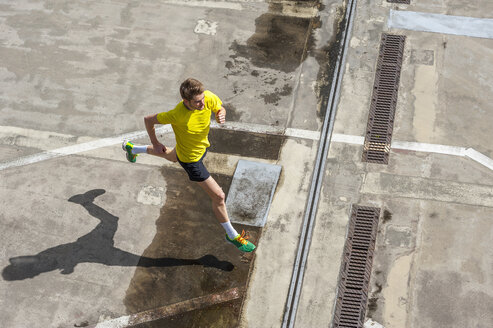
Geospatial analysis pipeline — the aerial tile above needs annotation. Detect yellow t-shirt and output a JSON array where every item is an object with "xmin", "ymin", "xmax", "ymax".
[{"xmin": 156, "ymin": 90, "xmax": 222, "ymax": 162}]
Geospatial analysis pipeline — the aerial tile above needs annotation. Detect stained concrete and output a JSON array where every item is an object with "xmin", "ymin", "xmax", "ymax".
[
  {"xmin": 2, "ymin": 0, "xmax": 493, "ymax": 327},
  {"xmin": 0, "ymin": 0, "xmax": 337, "ymax": 327},
  {"xmin": 315, "ymin": 0, "xmax": 493, "ymax": 327}
]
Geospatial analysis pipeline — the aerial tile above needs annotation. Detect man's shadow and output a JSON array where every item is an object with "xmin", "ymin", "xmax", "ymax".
[{"xmin": 2, "ymin": 189, "xmax": 233, "ymax": 281}]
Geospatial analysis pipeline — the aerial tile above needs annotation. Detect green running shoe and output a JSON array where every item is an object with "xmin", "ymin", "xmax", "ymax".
[
  {"xmin": 226, "ymin": 230, "xmax": 256, "ymax": 252},
  {"xmin": 122, "ymin": 140, "xmax": 137, "ymax": 163}
]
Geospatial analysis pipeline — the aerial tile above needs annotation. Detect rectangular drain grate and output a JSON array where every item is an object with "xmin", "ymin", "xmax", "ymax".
[
  {"xmin": 362, "ymin": 34, "xmax": 406, "ymax": 164},
  {"xmin": 387, "ymin": 0, "xmax": 410, "ymax": 4},
  {"xmin": 333, "ymin": 205, "xmax": 380, "ymax": 328}
]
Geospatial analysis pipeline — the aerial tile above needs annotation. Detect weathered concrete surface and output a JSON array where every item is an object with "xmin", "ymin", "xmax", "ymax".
[
  {"xmin": 226, "ymin": 160, "xmax": 282, "ymax": 227},
  {"xmin": 304, "ymin": 0, "xmax": 493, "ymax": 327},
  {"xmin": 0, "ymin": 0, "xmax": 341, "ymax": 327},
  {"xmin": 2, "ymin": 0, "xmax": 493, "ymax": 327}
]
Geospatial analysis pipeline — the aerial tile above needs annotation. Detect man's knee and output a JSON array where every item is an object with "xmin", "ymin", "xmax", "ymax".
[{"xmin": 213, "ymin": 190, "xmax": 226, "ymax": 205}]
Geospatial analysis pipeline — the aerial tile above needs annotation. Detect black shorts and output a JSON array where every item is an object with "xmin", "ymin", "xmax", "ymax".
[{"xmin": 177, "ymin": 150, "xmax": 210, "ymax": 182}]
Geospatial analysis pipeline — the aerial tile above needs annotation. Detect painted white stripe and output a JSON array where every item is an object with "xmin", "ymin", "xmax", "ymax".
[
  {"xmin": 163, "ymin": 0, "xmax": 243, "ymax": 10},
  {"xmin": 0, "ymin": 126, "xmax": 171, "ymax": 171},
  {"xmin": 210, "ymin": 121, "xmax": 284, "ymax": 135},
  {"xmin": 1, "ymin": 124, "xmax": 492, "ymax": 172},
  {"xmin": 285, "ymin": 128, "xmax": 320, "ymax": 140},
  {"xmin": 391, "ymin": 140, "xmax": 466, "ymax": 157},
  {"xmin": 331, "ymin": 133, "xmax": 364, "ymax": 145},
  {"xmin": 464, "ymin": 148, "xmax": 493, "ymax": 171},
  {"xmin": 388, "ymin": 10, "xmax": 493, "ymax": 39}
]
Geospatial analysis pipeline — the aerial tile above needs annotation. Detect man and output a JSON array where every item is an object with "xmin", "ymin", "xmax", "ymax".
[{"xmin": 122, "ymin": 78, "xmax": 255, "ymax": 252}]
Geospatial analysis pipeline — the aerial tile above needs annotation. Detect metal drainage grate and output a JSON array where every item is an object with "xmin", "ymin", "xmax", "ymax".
[
  {"xmin": 362, "ymin": 33, "xmax": 406, "ymax": 164},
  {"xmin": 333, "ymin": 205, "xmax": 380, "ymax": 328},
  {"xmin": 387, "ymin": 0, "xmax": 410, "ymax": 4}
]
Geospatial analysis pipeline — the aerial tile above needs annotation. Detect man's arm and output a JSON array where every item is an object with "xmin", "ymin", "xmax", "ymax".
[
  {"xmin": 215, "ymin": 106, "xmax": 226, "ymax": 124},
  {"xmin": 144, "ymin": 114, "xmax": 167, "ymax": 153}
]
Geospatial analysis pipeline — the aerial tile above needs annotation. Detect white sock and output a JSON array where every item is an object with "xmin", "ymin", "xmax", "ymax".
[
  {"xmin": 221, "ymin": 221, "xmax": 239, "ymax": 240},
  {"xmin": 131, "ymin": 145, "xmax": 148, "ymax": 154}
]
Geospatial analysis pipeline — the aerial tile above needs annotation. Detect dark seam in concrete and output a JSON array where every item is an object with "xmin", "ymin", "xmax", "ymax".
[
  {"xmin": 128, "ymin": 287, "xmax": 244, "ymax": 326},
  {"xmin": 87, "ymin": 287, "xmax": 243, "ymax": 328}
]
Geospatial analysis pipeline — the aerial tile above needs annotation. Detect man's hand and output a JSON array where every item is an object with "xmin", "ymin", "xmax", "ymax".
[
  {"xmin": 215, "ymin": 107, "xmax": 226, "ymax": 124},
  {"xmin": 152, "ymin": 142, "xmax": 167, "ymax": 154}
]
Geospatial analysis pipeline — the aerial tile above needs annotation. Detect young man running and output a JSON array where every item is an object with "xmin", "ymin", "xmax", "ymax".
[{"xmin": 122, "ymin": 78, "xmax": 255, "ymax": 252}]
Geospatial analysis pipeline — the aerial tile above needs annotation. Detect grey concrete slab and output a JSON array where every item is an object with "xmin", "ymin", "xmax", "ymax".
[
  {"xmin": 400, "ymin": 0, "xmax": 493, "ymax": 19},
  {"xmin": 390, "ymin": 29, "xmax": 493, "ymax": 159},
  {"xmin": 0, "ymin": 1, "xmax": 335, "ymax": 324},
  {"xmin": 313, "ymin": 1, "xmax": 493, "ymax": 327},
  {"xmin": 4, "ymin": 0, "xmax": 493, "ymax": 327},
  {"xmin": 388, "ymin": 10, "xmax": 493, "ymax": 39},
  {"xmin": 226, "ymin": 159, "xmax": 282, "ymax": 227}
]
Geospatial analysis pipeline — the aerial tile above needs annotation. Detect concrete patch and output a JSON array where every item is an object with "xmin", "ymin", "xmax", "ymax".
[
  {"xmin": 382, "ymin": 254, "xmax": 412, "ymax": 327},
  {"xmin": 194, "ymin": 19, "xmax": 218, "ymax": 35},
  {"xmin": 226, "ymin": 160, "xmax": 282, "ymax": 227},
  {"xmin": 384, "ymin": 225, "xmax": 413, "ymax": 249},
  {"xmin": 137, "ymin": 185, "xmax": 166, "ymax": 206},
  {"xmin": 412, "ymin": 64, "xmax": 438, "ymax": 142},
  {"xmin": 410, "ymin": 49, "xmax": 435, "ymax": 66},
  {"xmin": 365, "ymin": 318, "xmax": 385, "ymax": 328}
]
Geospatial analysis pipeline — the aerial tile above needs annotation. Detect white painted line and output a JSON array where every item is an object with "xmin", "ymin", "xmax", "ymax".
[
  {"xmin": 215, "ymin": 122, "xmax": 320, "ymax": 140},
  {"xmin": 330, "ymin": 133, "xmax": 493, "ymax": 171},
  {"xmin": 464, "ymin": 148, "xmax": 493, "ymax": 171},
  {"xmin": 391, "ymin": 140, "xmax": 466, "ymax": 156},
  {"xmin": 163, "ymin": 0, "xmax": 243, "ymax": 11},
  {"xmin": 1, "ymin": 123, "xmax": 493, "ymax": 172},
  {"xmin": 285, "ymin": 128, "xmax": 320, "ymax": 140},
  {"xmin": 0, "ymin": 126, "xmax": 171, "ymax": 171},
  {"xmin": 332, "ymin": 133, "xmax": 364, "ymax": 145},
  {"xmin": 388, "ymin": 10, "xmax": 493, "ymax": 39},
  {"xmin": 210, "ymin": 121, "xmax": 285, "ymax": 135}
]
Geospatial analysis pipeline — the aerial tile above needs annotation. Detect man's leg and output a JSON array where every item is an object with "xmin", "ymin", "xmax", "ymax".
[
  {"xmin": 198, "ymin": 177, "xmax": 255, "ymax": 252},
  {"xmin": 146, "ymin": 145, "xmax": 178, "ymax": 162},
  {"xmin": 122, "ymin": 140, "xmax": 177, "ymax": 163},
  {"xmin": 197, "ymin": 176, "xmax": 228, "ymax": 223}
]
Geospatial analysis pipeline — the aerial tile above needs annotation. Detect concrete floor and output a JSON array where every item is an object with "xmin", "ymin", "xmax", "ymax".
[{"xmin": 1, "ymin": 0, "xmax": 493, "ymax": 328}]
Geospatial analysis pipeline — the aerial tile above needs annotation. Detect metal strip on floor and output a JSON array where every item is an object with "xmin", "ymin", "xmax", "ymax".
[
  {"xmin": 332, "ymin": 205, "xmax": 380, "ymax": 328},
  {"xmin": 362, "ymin": 34, "xmax": 406, "ymax": 164}
]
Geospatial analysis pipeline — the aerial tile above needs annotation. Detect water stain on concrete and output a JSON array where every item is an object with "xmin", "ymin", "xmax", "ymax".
[
  {"xmin": 382, "ymin": 209, "xmax": 392, "ymax": 224},
  {"xmin": 261, "ymin": 83, "xmax": 293, "ymax": 105},
  {"xmin": 367, "ymin": 280, "xmax": 383, "ymax": 317},
  {"xmin": 222, "ymin": 103, "xmax": 243, "ymax": 121},
  {"xmin": 123, "ymin": 166, "xmax": 260, "ymax": 327},
  {"xmin": 133, "ymin": 299, "xmax": 242, "ymax": 328},
  {"xmin": 208, "ymin": 129, "xmax": 285, "ymax": 160},
  {"xmin": 226, "ymin": 2, "xmax": 347, "ymax": 118},
  {"xmin": 311, "ymin": 4, "xmax": 346, "ymax": 119},
  {"xmin": 229, "ymin": 12, "xmax": 316, "ymax": 73}
]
